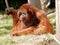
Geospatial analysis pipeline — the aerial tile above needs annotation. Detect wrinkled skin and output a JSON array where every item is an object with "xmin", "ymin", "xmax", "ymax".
[{"xmin": 5, "ymin": 4, "xmax": 54, "ymax": 36}]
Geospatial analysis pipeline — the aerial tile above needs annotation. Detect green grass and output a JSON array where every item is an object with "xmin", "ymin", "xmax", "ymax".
[{"xmin": 0, "ymin": 14, "xmax": 12, "ymax": 36}]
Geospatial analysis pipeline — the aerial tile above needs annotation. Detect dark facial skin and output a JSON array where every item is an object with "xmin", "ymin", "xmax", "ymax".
[{"xmin": 18, "ymin": 9, "xmax": 31, "ymax": 23}]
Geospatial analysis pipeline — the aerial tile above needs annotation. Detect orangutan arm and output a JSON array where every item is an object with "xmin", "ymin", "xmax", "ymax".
[
  {"xmin": 5, "ymin": 7, "xmax": 19, "ymax": 26},
  {"xmin": 11, "ymin": 26, "xmax": 35, "ymax": 36},
  {"xmin": 34, "ymin": 11, "xmax": 54, "ymax": 34},
  {"xmin": 10, "ymin": 8, "xmax": 20, "ymax": 26}
]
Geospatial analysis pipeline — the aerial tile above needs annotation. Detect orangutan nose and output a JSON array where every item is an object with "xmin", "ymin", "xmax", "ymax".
[{"xmin": 20, "ymin": 14, "xmax": 26, "ymax": 21}]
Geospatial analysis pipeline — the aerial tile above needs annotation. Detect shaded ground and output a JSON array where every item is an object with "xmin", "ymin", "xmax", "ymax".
[{"xmin": 0, "ymin": 12, "xmax": 59, "ymax": 45}]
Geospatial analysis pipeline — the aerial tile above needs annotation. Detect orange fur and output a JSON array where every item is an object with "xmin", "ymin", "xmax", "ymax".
[{"xmin": 10, "ymin": 3, "xmax": 54, "ymax": 36}]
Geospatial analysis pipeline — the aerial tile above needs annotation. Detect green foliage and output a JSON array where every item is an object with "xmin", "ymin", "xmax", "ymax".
[
  {"xmin": 0, "ymin": 0, "xmax": 55, "ymax": 10},
  {"xmin": 48, "ymin": 0, "xmax": 55, "ymax": 8},
  {"xmin": 0, "ymin": 0, "xmax": 27, "ymax": 10}
]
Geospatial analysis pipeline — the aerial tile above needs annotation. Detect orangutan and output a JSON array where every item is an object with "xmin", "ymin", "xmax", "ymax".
[{"xmin": 5, "ymin": 3, "xmax": 54, "ymax": 36}]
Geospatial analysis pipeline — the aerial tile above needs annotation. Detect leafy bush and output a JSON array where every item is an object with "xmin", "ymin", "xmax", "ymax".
[
  {"xmin": 0, "ymin": 0, "xmax": 27, "ymax": 10},
  {"xmin": 0, "ymin": 0, "xmax": 55, "ymax": 10}
]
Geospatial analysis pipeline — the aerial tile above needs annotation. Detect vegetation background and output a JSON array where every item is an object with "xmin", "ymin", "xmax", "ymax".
[{"xmin": 0, "ymin": 0, "xmax": 55, "ymax": 10}]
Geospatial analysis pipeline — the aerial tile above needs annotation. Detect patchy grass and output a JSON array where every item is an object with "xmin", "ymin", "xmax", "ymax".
[
  {"xmin": 0, "ymin": 14, "xmax": 12, "ymax": 36},
  {"xmin": 0, "ymin": 12, "xmax": 59, "ymax": 45}
]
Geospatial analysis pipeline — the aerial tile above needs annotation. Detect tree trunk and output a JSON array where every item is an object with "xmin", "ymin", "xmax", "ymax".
[
  {"xmin": 28, "ymin": 0, "xmax": 41, "ymax": 9},
  {"xmin": 56, "ymin": 0, "xmax": 60, "ymax": 42},
  {"xmin": 28, "ymin": 0, "xmax": 50, "ymax": 12}
]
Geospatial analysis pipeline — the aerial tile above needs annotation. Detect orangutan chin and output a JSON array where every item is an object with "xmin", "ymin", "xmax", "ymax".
[{"xmin": 5, "ymin": 3, "xmax": 54, "ymax": 36}]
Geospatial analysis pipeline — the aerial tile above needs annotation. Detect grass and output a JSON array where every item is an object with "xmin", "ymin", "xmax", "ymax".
[{"xmin": 0, "ymin": 12, "xmax": 58, "ymax": 45}]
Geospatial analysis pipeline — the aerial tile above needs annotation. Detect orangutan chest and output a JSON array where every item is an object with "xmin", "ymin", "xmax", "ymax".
[{"xmin": 20, "ymin": 19, "xmax": 39, "ymax": 29}]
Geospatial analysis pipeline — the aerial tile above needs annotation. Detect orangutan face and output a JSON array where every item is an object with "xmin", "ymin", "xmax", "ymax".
[{"xmin": 17, "ymin": 9, "xmax": 31, "ymax": 23}]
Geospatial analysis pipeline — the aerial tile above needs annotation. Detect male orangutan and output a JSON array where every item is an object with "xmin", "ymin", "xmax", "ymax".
[{"xmin": 5, "ymin": 3, "xmax": 54, "ymax": 36}]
